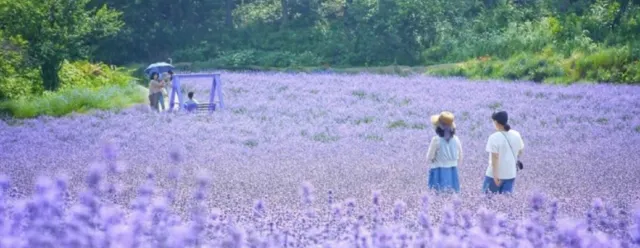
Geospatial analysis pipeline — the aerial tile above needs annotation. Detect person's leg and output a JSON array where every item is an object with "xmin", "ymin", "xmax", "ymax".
[
  {"xmin": 482, "ymin": 176, "xmax": 500, "ymax": 194},
  {"xmin": 428, "ymin": 169, "xmax": 441, "ymax": 192},
  {"xmin": 151, "ymin": 93, "xmax": 159, "ymax": 111},
  {"xmin": 158, "ymin": 93, "xmax": 165, "ymax": 110},
  {"xmin": 156, "ymin": 92, "xmax": 163, "ymax": 111},
  {"xmin": 499, "ymin": 178, "xmax": 515, "ymax": 194}
]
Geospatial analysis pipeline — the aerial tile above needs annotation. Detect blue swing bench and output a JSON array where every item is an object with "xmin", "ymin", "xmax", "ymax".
[{"xmin": 184, "ymin": 102, "xmax": 217, "ymax": 113}]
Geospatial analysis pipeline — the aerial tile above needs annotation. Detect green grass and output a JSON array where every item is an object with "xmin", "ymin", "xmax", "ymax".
[
  {"xmin": 364, "ymin": 134, "xmax": 383, "ymax": 141},
  {"xmin": 353, "ymin": 116, "xmax": 375, "ymax": 125},
  {"xmin": 0, "ymin": 83, "xmax": 147, "ymax": 119},
  {"xmin": 243, "ymin": 139, "xmax": 259, "ymax": 148},
  {"xmin": 312, "ymin": 132, "xmax": 340, "ymax": 143}
]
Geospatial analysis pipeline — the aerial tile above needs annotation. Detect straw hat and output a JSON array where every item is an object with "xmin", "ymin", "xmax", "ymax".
[{"xmin": 430, "ymin": 111, "xmax": 456, "ymax": 128}]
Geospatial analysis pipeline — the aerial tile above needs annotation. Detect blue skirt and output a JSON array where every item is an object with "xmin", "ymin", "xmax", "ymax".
[{"xmin": 428, "ymin": 167, "xmax": 460, "ymax": 193}]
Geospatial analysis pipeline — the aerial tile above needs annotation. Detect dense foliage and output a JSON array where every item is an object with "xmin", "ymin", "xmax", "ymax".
[
  {"xmin": 3, "ymin": 0, "xmax": 640, "ymax": 84},
  {"xmin": 0, "ymin": 60, "xmax": 144, "ymax": 118},
  {"xmin": 78, "ymin": 0, "xmax": 640, "ymax": 83},
  {"xmin": 0, "ymin": 0, "xmax": 122, "ymax": 91},
  {"xmin": 1, "ymin": 73, "xmax": 639, "ymax": 246},
  {"xmin": 428, "ymin": 47, "xmax": 640, "ymax": 84}
]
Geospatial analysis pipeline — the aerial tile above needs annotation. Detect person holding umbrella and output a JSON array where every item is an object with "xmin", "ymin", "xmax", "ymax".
[{"xmin": 145, "ymin": 62, "xmax": 175, "ymax": 111}]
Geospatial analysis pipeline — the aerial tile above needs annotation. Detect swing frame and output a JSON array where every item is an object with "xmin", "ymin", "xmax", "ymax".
[{"xmin": 168, "ymin": 73, "xmax": 225, "ymax": 113}]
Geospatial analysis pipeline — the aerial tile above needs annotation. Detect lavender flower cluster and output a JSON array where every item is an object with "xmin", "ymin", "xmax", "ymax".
[{"xmin": 1, "ymin": 72, "xmax": 639, "ymax": 247}]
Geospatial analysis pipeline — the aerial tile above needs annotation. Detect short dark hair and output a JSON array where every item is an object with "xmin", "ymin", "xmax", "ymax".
[
  {"xmin": 150, "ymin": 72, "xmax": 159, "ymax": 80},
  {"xmin": 188, "ymin": 92, "xmax": 194, "ymax": 99}
]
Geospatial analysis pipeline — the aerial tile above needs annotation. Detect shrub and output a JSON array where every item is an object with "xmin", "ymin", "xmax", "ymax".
[
  {"xmin": 0, "ymin": 31, "xmax": 41, "ymax": 100},
  {"xmin": 0, "ymin": 72, "xmax": 42, "ymax": 100},
  {"xmin": 428, "ymin": 46, "xmax": 640, "ymax": 84},
  {"xmin": 58, "ymin": 60, "xmax": 135, "ymax": 90}
]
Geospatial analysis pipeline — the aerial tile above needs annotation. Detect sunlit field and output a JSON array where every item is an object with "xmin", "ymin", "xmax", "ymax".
[{"xmin": 1, "ymin": 72, "xmax": 639, "ymax": 247}]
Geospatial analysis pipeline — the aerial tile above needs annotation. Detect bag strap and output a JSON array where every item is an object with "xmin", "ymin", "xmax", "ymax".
[{"xmin": 500, "ymin": 131, "xmax": 518, "ymax": 163}]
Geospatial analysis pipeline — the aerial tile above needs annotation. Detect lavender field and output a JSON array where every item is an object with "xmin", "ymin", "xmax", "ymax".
[{"xmin": 1, "ymin": 72, "xmax": 640, "ymax": 247}]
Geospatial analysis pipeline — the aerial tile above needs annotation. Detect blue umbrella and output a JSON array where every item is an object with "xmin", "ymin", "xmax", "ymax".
[{"xmin": 144, "ymin": 62, "xmax": 175, "ymax": 76}]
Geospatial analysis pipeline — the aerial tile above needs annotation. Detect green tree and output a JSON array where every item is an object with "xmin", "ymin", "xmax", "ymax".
[{"xmin": 0, "ymin": 0, "xmax": 123, "ymax": 91}]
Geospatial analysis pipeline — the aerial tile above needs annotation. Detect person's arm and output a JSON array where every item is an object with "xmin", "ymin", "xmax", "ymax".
[
  {"xmin": 455, "ymin": 136, "xmax": 463, "ymax": 165},
  {"xmin": 518, "ymin": 148, "xmax": 523, "ymax": 157},
  {"xmin": 150, "ymin": 80, "xmax": 161, "ymax": 89},
  {"xmin": 518, "ymin": 134, "xmax": 524, "ymax": 157},
  {"xmin": 485, "ymin": 135, "xmax": 500, "ymax": 180},
  {"xmin": 491, "ymin": 152, "xmax": 499, "ymax": 178},
  {"xmin": 426, "ymin": 137, "xmax": 438, "ymax": 163}
]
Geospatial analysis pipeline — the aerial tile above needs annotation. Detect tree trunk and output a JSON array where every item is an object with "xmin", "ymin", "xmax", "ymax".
[
  {"xmin": 225, "ymin": 0, "xmax": 234, "ymax": 28},
  {"xmin": 344, "ymin": 0, "xmax": 352, "ymax": 28},
  {"xmin": 41, "ymin": 60, "xmax": 62, "ymax": 91},
  {"xmin": 281, "ymin": 0, "xmax": 288, "ymax": 28},
  {"xmin": 612, "ymin": 0, "xmax": 630, "ymax": 31}
]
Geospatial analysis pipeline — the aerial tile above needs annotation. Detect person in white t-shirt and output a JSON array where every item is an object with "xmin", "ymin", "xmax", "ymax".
[{"xmin": 483, "ymin": 111, "xmax": 524, "ymax": 194}]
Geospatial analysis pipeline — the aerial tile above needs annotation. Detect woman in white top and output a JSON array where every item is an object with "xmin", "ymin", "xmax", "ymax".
[
  {"xmin": 483, "ymin": 111, "xmax": 525, "ymax": 194},
  {"xmin": 426, "ymin": 111, "xmax": 462, "ymax": 193}
]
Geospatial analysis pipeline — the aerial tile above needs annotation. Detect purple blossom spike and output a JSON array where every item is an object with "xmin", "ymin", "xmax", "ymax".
[
  {"xmin": 0, "ymin": 175, "xmax": 10, "ymax": 192},
  {"xmin": 372, "ymin": 190, "xmax": 381, "ymax": 206},
  {"xmin": 300, "ymin": 181, "xmax": 315, "ymax": 206},
  {"xmin": 631, "ymin": 208, "xmax": 640, "ymax": 244},
  {"xmin": 254, "ymin": 199, "xmax": 266, "ymax": 219},
  {"xmin": 592, "ymin": 198, "xmax": 604, "ymax": 213},
  {"xmin": 393, "ymin": 200, "xmax": 406, "ymax": 222},
  {"xmin": 86, "ymin": 163, "xmax": 104, "ymax": 191},
  {"xmin": 530, "ymin": 192, "xmax": 545, "ymax": 212},
  {"xmin": 169, "ymin": 148, "xmax": 183, "ymax": 164},
  {"xmin": 196, "ymin": 173, "xmax": 211, "ymax": 189},
  {"xmin": 101, "ymin": 140, "xmax": 117, "ymax": 162},
  {"xmin": 146, "ymin": 167, "xmax": 155, "ymax": 180}
]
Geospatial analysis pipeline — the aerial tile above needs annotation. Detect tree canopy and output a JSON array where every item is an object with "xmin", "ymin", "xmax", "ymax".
[
  {"xmin": 0, "ymin": 0, "xmax": 122, "ymax": 91},
  {"xmin": 2, "ymin": 0, "xmax": 640, "ymax": 90}
]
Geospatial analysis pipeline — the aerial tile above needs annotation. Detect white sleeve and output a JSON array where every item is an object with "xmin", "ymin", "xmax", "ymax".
[
  {"xmin": 485, "ymin": 134, "xmax": 499, "ymax": 153},
  {"xmin": 426, "ymin": 137, "xmax": 438, "ymax": 162},
  {"xmin": 455, "ymin": 136, "xmax": 463, "ymax": 164}
]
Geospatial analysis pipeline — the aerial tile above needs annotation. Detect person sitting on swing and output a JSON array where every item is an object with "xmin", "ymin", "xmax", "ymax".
[{"xmin": 184, "ymin": 92, "xmax": 199, "ymax": 112}]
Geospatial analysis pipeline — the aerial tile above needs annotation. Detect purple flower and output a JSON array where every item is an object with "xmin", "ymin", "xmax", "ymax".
[
  {"xmin": 253, "ymin": 199, "xmax": 266, "ymax": 219},
  {"xmin": 393, "ymin": 200, "xmax": 406, "ymax": 221},
  {"xmin": 169, "ymin": 149, "xmax": 183, "ymax": 164},
  {"xmin": 0, "ymin": 175, "xmax": 10, "ymax": 192},
  {"xmin": 530, "ymin": 192, "xmax": 545, "ymax": 212},
  {"xmin": 86, "ymin": 163, "xmax": 104, "ymax": 191},
  {"xmin": 371, "ymin": 190, "xmax": 381, "ymax": 206},
  {"xmin": 0, "ymin": 72, "xmax": 638, "ymax": 246},
  {"xmin": 300, "ymin": 181, "xmax": 315, "ymax": 206},
  {"xmin": 101, "ymin": 140, "xmax": 117, "ymax": 163},
  {"xmin": 631, "ymin": 208, "xmax": 640, "ymax": 244}
]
